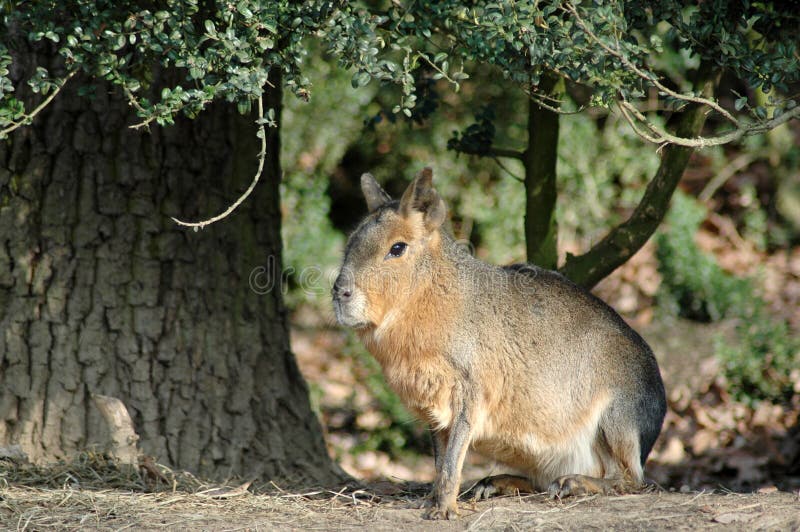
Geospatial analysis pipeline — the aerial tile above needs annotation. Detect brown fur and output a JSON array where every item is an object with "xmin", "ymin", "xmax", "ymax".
[{"xmin": 333, "ymin": 169, "xmax": 667, "ymax": 520}]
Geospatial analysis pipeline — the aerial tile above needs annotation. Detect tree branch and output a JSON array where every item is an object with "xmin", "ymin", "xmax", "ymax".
[
  {"xmin": 525, "ymin": 88, "xmax": 586, "ymax": 116},
  {"xmin": 559, "ymin": 64, "xmax": 720, "ymax": 288},
  {"xmin": 0, "ymin": 71, "xmax": 76, "ymax": 139},
  {"xmin": 698, "ymin": 152, "xmax": 755, "ymax": 202},
  {"xmin": 171, "ymin": 95, "xmax": 268, "ymax": 229},
  {"xmin": 488, "ymin": 147, "xmax": 525, "ymax": 160},
  {"xmin": 491, "ymin": 156, "xmax": 524, "ymax": 182},
  {"xmin": 618, "ymin": 99, "xmax": 800, "ymax": 148}
]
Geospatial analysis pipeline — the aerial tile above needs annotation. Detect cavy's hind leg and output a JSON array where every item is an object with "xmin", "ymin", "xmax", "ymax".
[
  {"xmin": 547, "ymin": 474, "xmax": 628, "ymax": 498},
  {"xmin": 470, "ymin": 474, "xmax": 536, "ymax": 500},
  {"xmin": 549, "ymin": 420, "xmax": 644, "ymax": 499}
]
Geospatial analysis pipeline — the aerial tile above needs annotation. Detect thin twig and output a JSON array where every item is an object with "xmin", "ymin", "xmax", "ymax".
[
  {"xmin": 488, "ymin": 147, "xmax": 525, "ymax": 160},
  {"xmin": 526, "ymin": 89, "xmax": 585, "ymax": 116},
  {"xmin": 171, "ymin": 95, "xmax": 268, "ymax": 229},
  {"xmin": 123, "ymin": 85, "xmax": 158, "ymax": 131},
  {"xmin": 0, "ymin": 71, "xmax": 76, "ymax": 139},
  {"xmin": 492, "ymin": 156, "xmax": 524, "ymax": 182},
  {"xmin": 699, "ymin": 152, "xmax": 755, "ymax": 201},
  {"xmin": 416, "ymin": 52, "xmax": 458, "ymax": 86},
  {"xmin": 616, "ymin": 100, "xmax": 665, "ymax": 145}
]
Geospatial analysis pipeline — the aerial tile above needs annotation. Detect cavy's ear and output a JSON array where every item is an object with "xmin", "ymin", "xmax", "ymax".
[
  {"xmin": 399, "ymin": 167, "xmax": 447, "ymax": 231},
  {"xmin": 361, "ymin": 173, "xmax": 392, "ymax": 212}
]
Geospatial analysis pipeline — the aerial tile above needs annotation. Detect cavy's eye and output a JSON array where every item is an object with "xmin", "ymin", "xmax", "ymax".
[{"xmin": 387, "ymin": 242, "xmax": 407, "ymax": 258}]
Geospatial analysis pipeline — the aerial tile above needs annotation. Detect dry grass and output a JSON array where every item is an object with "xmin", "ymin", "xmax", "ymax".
[
  {"xmin": 2, "ymin": 454, "xmax": 799, "ymax": 531},
  {"xmin": 0, "ymin": 453, "xmax": 418, "ymax": 531}
]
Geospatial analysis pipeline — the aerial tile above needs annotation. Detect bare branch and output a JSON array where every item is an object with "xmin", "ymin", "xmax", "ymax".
[
  {"xmin": 616, "ymin": 100, "xmax": 665, "ymax": 145},
  {"xmin": 699, "ymin": 152, "xmax": 755, "ymax": 202},
  {"xmin": 171, "ymin": 96, "xmax": 268, "ymax": 229},
  {"xmin": 0, "ymin": 71, "xmax": 76, "ymax": 139},
  {"xmin": 488, "ymin": 147, "xmax": 525, "ymax": 160},
  {"xmin": 525, "ymin": 89, "xmax": 586, "ymax": 116},
  {"xmin": 619, "ymin": 99, "xmax": 800, "ymax": 148},
  {"xmin": 491, "ymin": 156, "xmax": 524, "ymax": 182}
]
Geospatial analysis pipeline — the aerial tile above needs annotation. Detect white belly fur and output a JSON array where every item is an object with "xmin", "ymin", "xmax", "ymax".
[{"xmin": 471, "ymin": 394, "xmax": 611, "ymax": 490}]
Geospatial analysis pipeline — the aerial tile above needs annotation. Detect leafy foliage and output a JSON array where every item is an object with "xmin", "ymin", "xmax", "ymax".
[
  {"xmin": 4, "ymin": 1, "xmax": 800, "ymax": 138},
  {"xmin": 656, "ymin": 191, "xmax": 799, "ymax": 405},
  {"xmin": 1, "ymin": 1, "xmax": 343, "ymax": 132},
  {"xmin": 656, "ymin": 192, "xmax": 751, "ymax": 322},
  {"xmin": 343, "ymin": 1, "xmax": 799, "ymax": 148},
  {"xmin": 716, "ymin": 300, "xmax": 799, "ymax": 406},
  {"xmin": 447, "ymin": 106, "xmax": 497, "ymax": 156}
]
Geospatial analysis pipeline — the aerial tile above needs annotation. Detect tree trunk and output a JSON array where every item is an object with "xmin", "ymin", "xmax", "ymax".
[
  {"xmin": 524, "ymin": 74, "xmax": 560, "ymax": 269},
  {"xmin": 0, "ymin": 46, "xmax": 343, "ymax": 486}
]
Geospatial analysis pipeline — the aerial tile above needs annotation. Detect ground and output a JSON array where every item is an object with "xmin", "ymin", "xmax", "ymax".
[{"xmin": 2, "ymin": 478, "xmax": 799, "ymax": 530}]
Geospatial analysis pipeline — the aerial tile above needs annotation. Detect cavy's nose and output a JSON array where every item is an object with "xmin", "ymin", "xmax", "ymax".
[{"xmin": 332, "ymin": 274, "xmax": 353, "ymax": 301}]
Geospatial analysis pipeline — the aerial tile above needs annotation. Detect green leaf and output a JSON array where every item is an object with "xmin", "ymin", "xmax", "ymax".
[
  {"xmin": 237, "ymin": 99, "xmax": 251, "ymax": 115},
  {"xmin": 351, "ymin": 70, "xmax": 371, "ymax": 89},
  {"xmin": 734, "ymin": 96, "xmax": 747, "ymax": 111},
  {"xmin": 237, "ymin": 2, "xmax": 253, "ymax": 18}
]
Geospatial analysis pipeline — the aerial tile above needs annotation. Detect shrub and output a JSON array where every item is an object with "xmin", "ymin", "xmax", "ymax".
[
  {"xmin": 716, "ymin": 300, "xmax": 799, "ymax": 405},
  {"xmin": 656, "ymin": 191, "xmax": 751, "ymax": 322},
  {"xmin": 656, "ymin": 191, "xmax": 799, "ymax": 404}
]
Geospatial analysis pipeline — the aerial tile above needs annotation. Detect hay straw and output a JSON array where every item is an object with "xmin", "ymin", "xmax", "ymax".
[{"xmin": 2, "ymin": 455, "xmax": 798, "ymax": 531}]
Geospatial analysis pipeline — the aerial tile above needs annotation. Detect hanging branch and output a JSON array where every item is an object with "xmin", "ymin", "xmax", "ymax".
[
  {"xmin": 491, "ymin": 156, "xmax": 524, "ymax": 182},
  {"xmin": 487, "ymin": 147, "xmax": 525, "ymax": 160},
  {"xmin": 0, "ymin": 70, "xmax": 76, "ymax": 139},
  {"xmin": 171, "ymin": 95, "xmax": 268, "ymax": 230}
]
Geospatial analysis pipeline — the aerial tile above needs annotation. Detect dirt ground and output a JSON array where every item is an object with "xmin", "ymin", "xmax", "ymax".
[{"xmin": 2, "ymin": 481, "xmax": 799, "ymax": 531}]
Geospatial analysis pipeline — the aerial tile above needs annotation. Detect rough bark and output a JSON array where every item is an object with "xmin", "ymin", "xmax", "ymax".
[
  {"xmin": 559, "ymin": 65, "xmax": 720, "ymax": 289},
  {"xmin": 0, "ymin": 44, "xmax": 343, "ymax": 486},
  {"xmin": 524, "ymin": 74, "xmax": 561, "ymax": 269}
]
